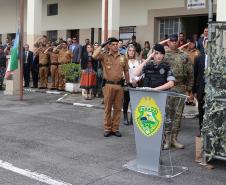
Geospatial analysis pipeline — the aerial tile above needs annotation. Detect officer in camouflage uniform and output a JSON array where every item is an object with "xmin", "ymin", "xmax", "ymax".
[{"xmin": 164, "ymin": 34, "xmax": 194, "ymax": 149}]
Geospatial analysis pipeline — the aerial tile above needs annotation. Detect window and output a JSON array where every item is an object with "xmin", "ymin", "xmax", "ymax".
[
  {"xmin": 47, "ymin": 30, "xmax": 58, "ymax": 42},
  {"xmin": 7, "ymin": 33, "xmax": 16, "ymax": 42},
  {"xmin": 119, "ymin": 26, "xmax": 136, "ymax": 42},
  {"xmin": 159, "ymin": 18, "xmax": 181, "ymax": 40},
  {"xmin": 47, "ymin": 3, "xmax": 58, "ymax": 16}
]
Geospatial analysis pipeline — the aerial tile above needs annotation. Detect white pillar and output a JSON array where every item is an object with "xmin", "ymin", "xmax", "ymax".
[
  {"xmin": 216, "ymin": 0, "xmax": 226, "ymax": 50},
  {"xmin": 216, "ymin": 0, "xmax": 226, "ymax": 21},
  {"xmin": 108, "ymin": 0, "xmax": 120, "ymax": 38},
  {"xmin": 4, "ymin": 64, "xmax": 20, "ymax": 96},
  {"xmin": 101, "ymin": 0, "xmax": 120, "ymax": 41},
  {"xmin": 26, "ymin": 0, "xmax": 42, "ymax": 50}
]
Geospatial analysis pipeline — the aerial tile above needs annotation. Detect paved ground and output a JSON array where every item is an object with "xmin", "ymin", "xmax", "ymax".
[{"xmin": 0, "ymin": 90, "xmax": 226, "ymax": 185}]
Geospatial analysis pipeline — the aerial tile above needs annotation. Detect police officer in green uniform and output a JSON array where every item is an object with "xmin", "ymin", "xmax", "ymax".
[{"xmin": 164, "ymin": 34, "xmax": 194, "ymax": 149}]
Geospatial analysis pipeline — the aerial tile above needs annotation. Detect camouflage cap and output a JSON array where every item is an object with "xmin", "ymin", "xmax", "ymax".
[{"xmin": 169, "ymin": 34, "xmax": 178, "ymax": 41}]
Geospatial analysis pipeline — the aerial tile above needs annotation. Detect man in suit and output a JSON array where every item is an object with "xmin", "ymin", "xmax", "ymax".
[
  {"xmin": 69, "ymin": 37, "xmax": 82, "ymax": 64},
  {"xmin": 193, "ymin": 52, "xmax": 206, "ymax": 135},
  {"xmin": 23, "ymin": 44, "xmax": 33, "ymax": 87},
  {"xmin": 197, "ymin": 27, "xmax": 208, "ymax": 54}
]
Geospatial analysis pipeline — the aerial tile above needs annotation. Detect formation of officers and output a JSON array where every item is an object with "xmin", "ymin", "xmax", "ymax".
[{"xmin": 1, "ymin": 27, "xmax": 207, "ymax": 150}]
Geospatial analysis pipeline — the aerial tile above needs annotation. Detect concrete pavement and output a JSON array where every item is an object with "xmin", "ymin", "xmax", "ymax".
[{"xmin": 0, "ymin": 91, "xmax": 225, "ymax": 185}]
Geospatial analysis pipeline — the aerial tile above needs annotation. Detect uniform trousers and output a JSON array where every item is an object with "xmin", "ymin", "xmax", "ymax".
[
  {"xmin": 123, "ymin": 90, "xmax": 130, "ymax": 114},
  {"xmin": 103, "ymin": 84, "xmax": 123, "ymax": 132},
  {"xmin": 198, "ymin": 96, "xmax": 205, "ymax": 133},
  {"xmin": 50, "ymin": 65, "xmax": 58, "ymax": 89},
  {"xmin": 165, "ymin": 96, "xmax": 186, "ymax": 133},
  {"xmin": 39, "ymin": 66, "xmax": 48, "ymax": 88},
  {"xmin": 58, "ymin": 65, "xmax": 65, "ymax": 90}
]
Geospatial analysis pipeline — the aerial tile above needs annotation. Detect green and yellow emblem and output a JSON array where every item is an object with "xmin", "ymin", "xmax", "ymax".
[{"xmin": 134, "ymin": 96, "xmax": 162, "ymax": 137}]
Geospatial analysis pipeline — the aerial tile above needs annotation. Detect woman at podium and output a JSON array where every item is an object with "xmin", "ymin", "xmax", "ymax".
[
  {"xmin": 133, "ymin": 44, "xmax": 175, "ymax": 149},
  {"xmin": 133, "ymin": 44, "xmax": 175, "ymax": 91}
]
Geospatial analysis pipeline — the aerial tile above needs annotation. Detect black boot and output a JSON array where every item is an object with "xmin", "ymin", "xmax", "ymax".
[
  {"xmin": 129, "ymin": 114, "xmax": 133, "ymax": 125},
  {"xmin": 123, "ymin": 112, "xmax": 129, "ymax": 125}
]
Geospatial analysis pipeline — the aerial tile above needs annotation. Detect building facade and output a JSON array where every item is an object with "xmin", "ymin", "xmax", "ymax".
[{"xmin": 0, "ymin": 0, "xmax": 223, "ymax": 50}]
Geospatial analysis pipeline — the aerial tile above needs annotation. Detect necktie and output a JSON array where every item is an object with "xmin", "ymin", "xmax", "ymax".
[
  {"xmin": 25, "ymin": 51, "xmax": 28, "ymax": 63},
  {"xmin": 203, "ymin": 37, "xmax": 208, "ymax": 47}
]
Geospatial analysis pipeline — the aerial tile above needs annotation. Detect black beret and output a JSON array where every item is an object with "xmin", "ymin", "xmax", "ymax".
[
  {"xmin": 108, "ymin": 37, "xmax": 119, "ymax": 43},
  {"xmin": 169, "ymin": 34, "xmax": 178, "ymax": 41},
  {"xmin": 153, "ymin": 44, "xmax": 165, "ymax": 55}
]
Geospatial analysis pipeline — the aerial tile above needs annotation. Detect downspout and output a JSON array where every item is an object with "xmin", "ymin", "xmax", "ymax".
[{"xmin": 104, "ymin": 0, "xmax": 108, "ymax": 41}]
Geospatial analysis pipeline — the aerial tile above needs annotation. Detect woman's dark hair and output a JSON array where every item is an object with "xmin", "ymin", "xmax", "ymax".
[{"xmin": 144, "ymin": 41, "xmax": 150, "ymax": 49}]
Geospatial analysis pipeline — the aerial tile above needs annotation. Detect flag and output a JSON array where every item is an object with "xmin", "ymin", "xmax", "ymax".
[{"xmin": 5, "ymin": 31, "xmax": 19, "ymax": 79}]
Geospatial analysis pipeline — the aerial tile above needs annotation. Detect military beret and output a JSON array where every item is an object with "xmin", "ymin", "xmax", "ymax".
[
  {"xmin": 108, "ymin": 37, "xmax": 119, "ymax": 43},
  {"xmin": 169, "ymin": 34, "xmax": 178, "ymax": 41},
  {"xmin": 153, "ymin": 44, "xmax": 165, "ymax": 55}
]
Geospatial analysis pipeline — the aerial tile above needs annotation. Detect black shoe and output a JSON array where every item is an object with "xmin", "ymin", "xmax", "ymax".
[
  {"xmin": 112, "ymin": 131, "xmax": 122, "ymax": 137},
  {"xmin": 130, "ymin": 115, "xmax": 133, "ymax": 125},
  {"xmin": 123, "ymin": 118, "xmax": 129, "ymax": 125},
  {"xmin": 104, "ymin": 131, "xmax": 111, "ymax": 137},
  {"xmin": 123, "ymin": 113, "xmax": 129, "ymax": 125}
]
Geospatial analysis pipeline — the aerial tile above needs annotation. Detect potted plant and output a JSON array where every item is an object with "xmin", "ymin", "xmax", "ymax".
[{"xmin": 59, "ymin": 63, "xmax": 81, "ymax": 93}]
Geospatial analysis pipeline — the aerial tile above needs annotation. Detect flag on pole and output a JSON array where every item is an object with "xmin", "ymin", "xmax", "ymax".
[{"xmin": 5, "ymin": 31, "xmax": 19, "ymax": 79}]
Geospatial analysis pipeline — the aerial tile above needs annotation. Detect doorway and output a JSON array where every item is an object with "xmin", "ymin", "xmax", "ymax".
[
  {"xmin": 181, "ymin": 15, "xmax": 216, "ymax": 39},
  {"xmin": 67, "ymin": 29, "xmax": 79, "ymax": 42}
]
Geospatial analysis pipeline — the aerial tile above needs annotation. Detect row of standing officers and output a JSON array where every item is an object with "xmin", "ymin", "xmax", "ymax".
[{"xmin": 93, "ymin": 34, "xmax": 194, "ymax": 151}]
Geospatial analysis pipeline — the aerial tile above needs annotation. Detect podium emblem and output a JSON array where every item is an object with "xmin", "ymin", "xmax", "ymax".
[{"xmin": 134, "ymin": 96, "xmax": 162, "ymax": 137}]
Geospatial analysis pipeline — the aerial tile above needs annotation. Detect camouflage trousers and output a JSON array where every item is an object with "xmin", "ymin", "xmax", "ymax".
[{"xmin": 164, "ymin": 96, "xmax": 186, "ymax": 133}]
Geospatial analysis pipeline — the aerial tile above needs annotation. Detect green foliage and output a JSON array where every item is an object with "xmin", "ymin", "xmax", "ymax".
[
  {"xmin": 203, "ymin": 33, "xmax": 226, "ymax": 160},
  {"xmin": 59, "ymin": 63, "xmax": 81, "ymax": 83}
]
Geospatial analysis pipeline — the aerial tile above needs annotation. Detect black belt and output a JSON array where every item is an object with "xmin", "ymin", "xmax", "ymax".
[
  {"xmin": 39, "ymin": 64, "xmax": 48, "ymax": 67},
  {"xmin": 105, "ymin": 79, "xmax": 125, "ymax": 86}
]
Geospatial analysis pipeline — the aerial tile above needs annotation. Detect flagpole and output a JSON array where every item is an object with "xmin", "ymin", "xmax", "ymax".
[{"xmin": 19, "ymin": 0, "xmax": 24, "ymax": 101}]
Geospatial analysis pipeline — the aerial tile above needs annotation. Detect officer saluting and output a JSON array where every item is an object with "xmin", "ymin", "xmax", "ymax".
[
  {"xmin": 133, "ymin": 44, "xmax": 175, "ymax": 91},
  {"xmin": 133, "ymin": 44, "xmax": 175, "ymax": 149},
  {"xmin": 93, "ymin": 37, "xmax": 129, "ymax": 137}
]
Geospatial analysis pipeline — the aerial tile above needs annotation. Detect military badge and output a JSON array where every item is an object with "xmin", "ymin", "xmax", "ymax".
[{"xmin": 134, "ymin": 96, "xmax": 162, "ymax": 137}]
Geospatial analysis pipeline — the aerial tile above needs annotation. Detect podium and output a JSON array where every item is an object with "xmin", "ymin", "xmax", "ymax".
[{"xmin": 123, "ymin": 88, "xmax": 188, "ymax": 178}]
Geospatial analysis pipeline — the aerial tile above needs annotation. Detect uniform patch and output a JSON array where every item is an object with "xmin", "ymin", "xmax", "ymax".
[
  {"xmin": 134, "ymin": 96, "xmax": 162, "ymax": 137},
  {"xmin": 159, "ymin": 68, "xmax": 165, "ymax": 74}
]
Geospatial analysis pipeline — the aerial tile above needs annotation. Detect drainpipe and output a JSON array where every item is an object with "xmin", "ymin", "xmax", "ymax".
[{"xmin": 19, "ymin": 0, "xmax": 24, "ymax": 101}]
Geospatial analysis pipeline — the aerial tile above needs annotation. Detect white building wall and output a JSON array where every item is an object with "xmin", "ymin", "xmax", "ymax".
[
  {"xmin": 42, "ymin": 0, "xmax": 102, "ymax": 30},
  {"xmin": 0, "ymin": 0, "xmax": 19, "ymax": 34},
  {"xmin": 0, "ymin": 0, "xmax": 222, "ymax": 46},
  {"xmin": 120, "ymin": 0, "xmax": 184, "ymax": 26}
]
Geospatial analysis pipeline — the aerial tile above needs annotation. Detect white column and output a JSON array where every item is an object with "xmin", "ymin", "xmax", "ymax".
[
  {"xmin": 216, "ymin": 0, "xmax": 226, "ymax": 21},
  {"xmin": 26, "ymin": 0, "xmax": 42, "ymax": 50},
  {"xmin": 101, "ymin": 0, "xmax": 120, "ymax": 41},
  {"xmin": 108, "ymin": 0, "xmax": 120, "ymax": 38},
  {"xmin": 216, "ymin": 0, "xmax": 226, "ymax": 50}
]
